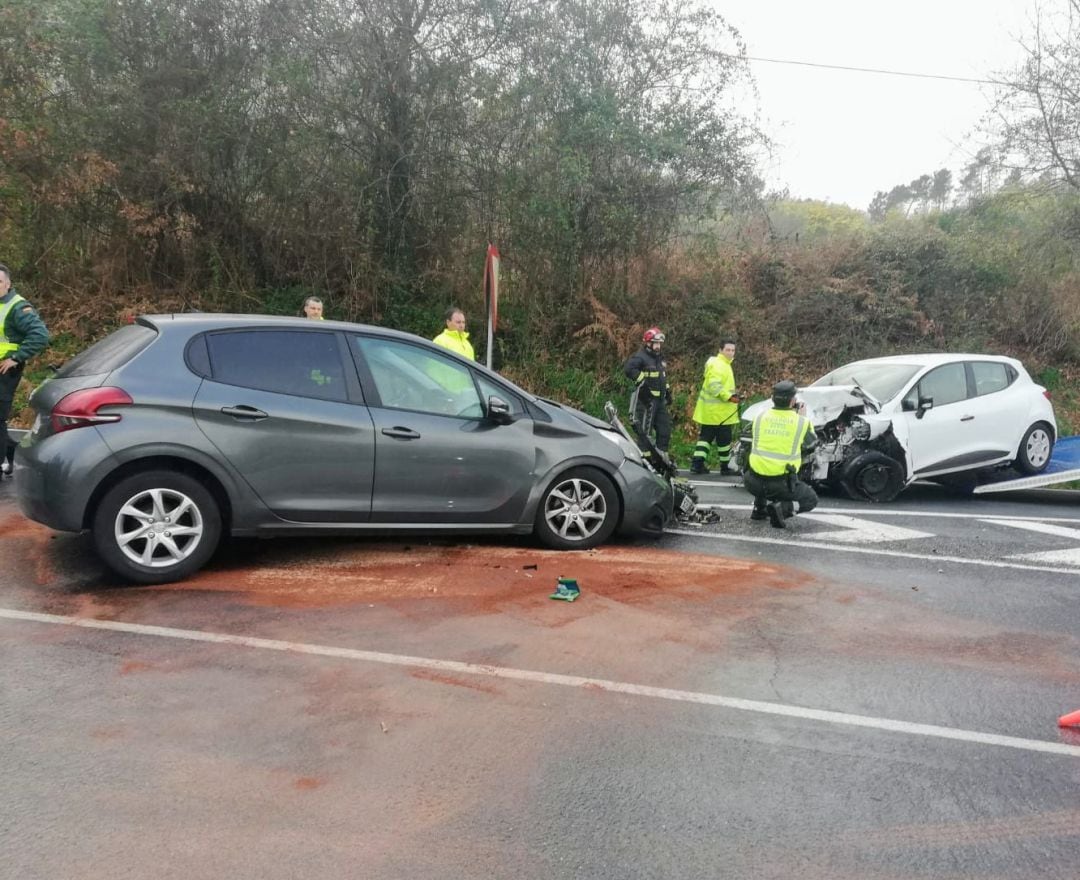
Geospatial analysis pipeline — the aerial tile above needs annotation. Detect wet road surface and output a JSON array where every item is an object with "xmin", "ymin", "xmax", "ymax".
[{"xmin": 3, "ymin": 476, "xmax": 1080, "ymax": 879}]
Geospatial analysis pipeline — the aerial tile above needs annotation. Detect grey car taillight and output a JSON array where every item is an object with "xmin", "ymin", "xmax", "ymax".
[{"xmin": 50, "ymin": 387, "xmax": 134, "ymax": 434}]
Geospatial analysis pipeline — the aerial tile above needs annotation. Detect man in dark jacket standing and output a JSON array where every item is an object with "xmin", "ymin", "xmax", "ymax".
[
  {"xmin": 0, "ymin": 264, "xmax": 49, "ymax": 477},
  {"xmin": 623, "ymin": 326, "xmax": 672, "ymax": 462}
]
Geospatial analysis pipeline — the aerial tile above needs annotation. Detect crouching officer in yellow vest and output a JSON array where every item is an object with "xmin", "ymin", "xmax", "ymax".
[
  {"xmin": 743, "ymin": 380, "xmax": 818, "ymax": 528},
  {"xmin": 0, "ymin": 264, "xmax": 49, "ymax": 477},
  {"xmin": 691, "ymin": 336, "xmax": 740, "ymax": 475}
]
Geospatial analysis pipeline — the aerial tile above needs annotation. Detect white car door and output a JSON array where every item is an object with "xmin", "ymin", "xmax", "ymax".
[
  {"xmin": 901, "ymin": 362, "xmax": 978, "ymax": 476},
  {"xmin": 961, "ymin": 360, "xmax": 1022, "ymax": 463}
]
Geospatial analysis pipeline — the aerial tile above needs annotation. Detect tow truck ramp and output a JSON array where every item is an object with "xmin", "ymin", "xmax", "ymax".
[{"xmin": 973, "ymin": 435, "xmax": 1080, "ymax": 494}]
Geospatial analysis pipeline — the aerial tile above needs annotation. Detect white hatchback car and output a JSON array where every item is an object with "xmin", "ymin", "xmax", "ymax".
[{"xmin": 739, "ymin": 354, "xmax": 1057, "ymax": 502}]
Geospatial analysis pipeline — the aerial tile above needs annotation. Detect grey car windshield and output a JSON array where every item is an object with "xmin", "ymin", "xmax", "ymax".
[{"xmin": 811, "ymin": 362, "xmax": 921, "ymax": 402}]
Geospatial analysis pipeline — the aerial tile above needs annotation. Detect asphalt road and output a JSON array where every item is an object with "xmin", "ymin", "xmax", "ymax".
[{"xmin": 2, "ymin": 474, "xmax": 1079, "ymax": 880}]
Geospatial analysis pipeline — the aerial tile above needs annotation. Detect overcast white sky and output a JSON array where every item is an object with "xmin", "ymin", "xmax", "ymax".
[{"xmin": 725, "ymin": 0, "xmax": 1036, "ymax": 210}]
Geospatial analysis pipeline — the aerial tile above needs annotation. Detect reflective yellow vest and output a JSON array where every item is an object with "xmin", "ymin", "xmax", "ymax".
[
  {"xmin": 692, "ymin": 353, "xmax": 738, "ymax": 426},
  {"xmin": 748, "ymin": 407, "xmax": 811, "ymax": 477},
  {"xmin": 0, "ymin": 293, "xmax": 25, "ymax": 359},
  {"xmin": 432, "ymin": 329, "xmax": 475, "ymax": 361}
]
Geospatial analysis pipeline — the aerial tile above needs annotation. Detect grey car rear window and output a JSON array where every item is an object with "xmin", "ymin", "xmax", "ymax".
[
  {"xmin": 206, "ymin": 329, "xmax": 349, "ymax": 402},
  {"xmin": 54, "ymin": 324, "xmax": 157, "ymax": 378}
]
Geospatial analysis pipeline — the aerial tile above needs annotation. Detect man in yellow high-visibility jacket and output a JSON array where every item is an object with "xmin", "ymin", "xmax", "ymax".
[
  {"xmin": 690, "ymin": 336, "xmax": 740, "ymax": 475},
  {"xmin": 743, "ymin": 380, "xmax": 819, "ymax": 528},
  {"xmin": 432, "ymin": 307, "xmax": 476, "ymax": 361}
]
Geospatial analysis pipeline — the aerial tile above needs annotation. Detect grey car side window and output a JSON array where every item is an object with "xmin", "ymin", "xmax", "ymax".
[
  {"xmin": 357, "ymin": 337, "xmax": 484, "ymax": 418},
  {"xmin": 206, "ymin": 329, "xmax": 348, "ymax": 402},
  {"xmin": 476, "ymin": 373, "xmax": 525, "ymax": 415}
]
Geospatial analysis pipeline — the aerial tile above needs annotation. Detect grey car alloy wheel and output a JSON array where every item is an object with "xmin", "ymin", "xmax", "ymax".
[
  {"xmin": 536, "ymin": 467, "xmax": 619, "ymax": 550},
  {"xmin": 93, "ymin": 470, "xmax": 223, "ymax": 584},
  {"xmin": 114, "ymin": 486, "xmax": 205, "ymax": 568}
]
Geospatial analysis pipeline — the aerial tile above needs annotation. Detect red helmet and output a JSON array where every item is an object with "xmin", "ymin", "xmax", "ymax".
[{"xmin": 643, "ymin": 327, "xmax": 665, "ymax": 344}]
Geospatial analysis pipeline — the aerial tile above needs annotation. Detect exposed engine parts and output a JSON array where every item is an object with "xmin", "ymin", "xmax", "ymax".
[{"xmin": 735, "ymin": 386, "xmax": 907, "ymax": 503}]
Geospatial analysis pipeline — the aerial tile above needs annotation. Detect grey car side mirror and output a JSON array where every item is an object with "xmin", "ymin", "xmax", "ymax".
[
  {"xmin": 487, "ymin": 395, "xmax": 514, "ymax": 425},
  {"xmin": 916, "ymin": 396, "xmax": 934, "ymax": 419}
]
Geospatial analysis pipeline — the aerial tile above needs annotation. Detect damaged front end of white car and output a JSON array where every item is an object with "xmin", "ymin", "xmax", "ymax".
[{"xmin": 736, "ymin": 385, "xmax": 910, "ymax": 502}]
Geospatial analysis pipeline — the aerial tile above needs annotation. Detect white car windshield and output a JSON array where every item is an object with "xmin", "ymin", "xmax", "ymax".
[{"xmin": 811, "ymin": 362, "xmax": 921, "ymax": 403}]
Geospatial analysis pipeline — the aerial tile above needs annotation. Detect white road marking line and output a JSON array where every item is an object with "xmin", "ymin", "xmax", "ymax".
[
  {"xmin": 988, "ymin": 519, "xmax": 1080, "ymax": 540},
  {"xmin": 1, "ymin": 607, "xmax": 1078, "ymax": 759},
  {"xmin": 697, "ymin": 502, "xmax": 1080, "ymax": 525},
  {"xmin": 798, "ymin": 513, "xmax": 933, "ymax": 544},
  {"xmin": 1009, "ymin": 548, "xmax": 1080, "ymax": 567},
  {"xmin": 989, "ymin": 519, "xmax": 1080, "ymax": 567},
  {"xmin": 665, "ymin": 528, "xmax": 1080, "ymax": 577}
]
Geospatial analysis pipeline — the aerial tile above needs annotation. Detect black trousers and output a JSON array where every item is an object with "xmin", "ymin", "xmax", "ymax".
[
  {"xmin": 693, "ymin": 423, "xmax": 735, "ymax": 463},
  {"xmin": 0, "ymin": 363, "xmax": 23, "ymax": 466},
  {"xmin": 634, "ymin": 396, "xmax": 671, "ymax": 452},
  {"xmin": 743, "ymin": 468, "xmax": 818, "ymax": 514}
]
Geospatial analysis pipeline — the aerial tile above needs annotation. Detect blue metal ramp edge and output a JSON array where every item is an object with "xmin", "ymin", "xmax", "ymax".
[{"xmin": 973, "ymin": 435, "xmax": 1080, "ymax": 494}]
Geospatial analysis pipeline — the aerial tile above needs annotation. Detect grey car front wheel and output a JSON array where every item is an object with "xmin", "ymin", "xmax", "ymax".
[
  {"xmin": 535, "ymin": 467, "xmax": 620, "ymax": 551},
  {"xmin": 92, "ymin": 470, "xmax": 222, "ymax": 584}
]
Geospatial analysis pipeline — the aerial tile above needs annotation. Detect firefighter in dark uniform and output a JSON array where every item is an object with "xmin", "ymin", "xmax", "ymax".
[
  {"xmin": 743, "ymin": 380, "xmax": 819, "ymax": 528},
  {"xmin": 0, "ymin": 264, "xmax": 49, "ymax": 477},
  {"xmin": 623, "ymin": 326, "xmax": 672, "ymax": 461}
]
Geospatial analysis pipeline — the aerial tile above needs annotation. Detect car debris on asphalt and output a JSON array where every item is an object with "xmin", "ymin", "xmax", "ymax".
[{"xmin": 550, "ymin": 577, "xmax": 581, "ymax": 601}]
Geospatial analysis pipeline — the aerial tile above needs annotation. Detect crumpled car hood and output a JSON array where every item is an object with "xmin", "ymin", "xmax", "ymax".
[{"xmin": 742, "ymin": 385, "xmax": 880, "ymax": 427}]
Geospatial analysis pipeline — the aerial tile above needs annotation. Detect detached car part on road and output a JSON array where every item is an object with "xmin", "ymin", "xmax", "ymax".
[
  {"xmin": 15, "ymin": 315, "xmax": 674, "ymax": 583},
  {"xmin": 737, "ymin": 354, "xmax": 1056, "ymax": 502}
]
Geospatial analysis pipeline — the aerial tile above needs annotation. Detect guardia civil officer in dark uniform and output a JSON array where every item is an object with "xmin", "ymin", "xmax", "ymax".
[
  {"xmin": 743, "ymin": 380, "xmax": 819, "ymax": 528},
  {"xmin": 623, "ymin": 326, "xmax": 672, "ymax": 461},
  {"xmin": 0, "ymin": 264, "xmax": 49, "ymax": 477}
]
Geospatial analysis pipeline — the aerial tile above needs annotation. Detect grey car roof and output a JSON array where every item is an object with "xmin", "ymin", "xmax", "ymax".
[
  {"xmin": 137, "ymin": 313, "xmax": 539, "ymax": 398},
  {"xmin": 144, "ymin": 312, "xmax": 417, "ymax": 338}
]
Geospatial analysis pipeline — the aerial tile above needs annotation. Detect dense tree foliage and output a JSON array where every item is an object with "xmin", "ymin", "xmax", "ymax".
[
  {"xmin": 0, "ymin": 0, "xmax": 761, "ymax": 348},
  {"xmin": 3, "ymin": 0, "xmax": 1080, "ymax": 439}
]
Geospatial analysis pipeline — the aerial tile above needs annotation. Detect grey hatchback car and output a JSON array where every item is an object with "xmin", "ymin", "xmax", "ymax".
[{"xmin": 15, "ymin": 314, "xmax": 673, "ymax": 583}]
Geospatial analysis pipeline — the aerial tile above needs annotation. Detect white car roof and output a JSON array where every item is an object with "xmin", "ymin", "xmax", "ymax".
[{"xmin": 837, "ymin": 353, "xmax": 1024, "ymax": 370}]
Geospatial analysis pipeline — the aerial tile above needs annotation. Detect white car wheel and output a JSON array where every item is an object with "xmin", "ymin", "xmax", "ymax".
[{"xmin": 1016, "ymin": 423, "xmax": 1053, "ymax": 474}]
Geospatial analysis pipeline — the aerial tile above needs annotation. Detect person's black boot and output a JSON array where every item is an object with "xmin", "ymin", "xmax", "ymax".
[
  {"xmin": 690, "ymin": 461, "xmax": 710, "ymax": 475},
  {"xmin": 750, "ymin": 505, "xmax": 768, "ymax": 521},
  {"xmin": 767, "ymin": 502, "xmax": 786, "ymax": 528}
]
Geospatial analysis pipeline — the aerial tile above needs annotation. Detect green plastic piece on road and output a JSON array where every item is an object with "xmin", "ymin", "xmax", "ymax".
[{"xmin": 550, "ymin": 577, "xmax": 581, "ymax": 602}]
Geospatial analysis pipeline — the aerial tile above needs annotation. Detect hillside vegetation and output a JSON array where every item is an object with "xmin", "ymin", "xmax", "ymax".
[{"xmin": 3, "ymin": 0, "xmax": 1080, "ymax": 447}]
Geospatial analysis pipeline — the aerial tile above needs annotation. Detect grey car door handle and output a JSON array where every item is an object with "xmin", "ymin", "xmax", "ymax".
[
  {"xmin": 381, "ymin": 427, "xmax": 421, "ymax": 440},
  {"xmin": 960, "ymin": 415, "xmax": 974, "ymax": 421},
  {"xmin": 221, "ymin": 405, "xmax": 269, "ymax": 421}
]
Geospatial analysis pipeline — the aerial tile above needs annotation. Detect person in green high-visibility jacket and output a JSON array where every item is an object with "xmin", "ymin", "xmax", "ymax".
[
  {"xmin": 690, "ymin": 336, "xmax": 740, "ymax": 475},
  {"xmin": 0, "ymin": 264, "xmax": 49, "ymax": 477},
  {"xmin": 743, "ymin": 380, "xmax": 818, "ymax": 528}
]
